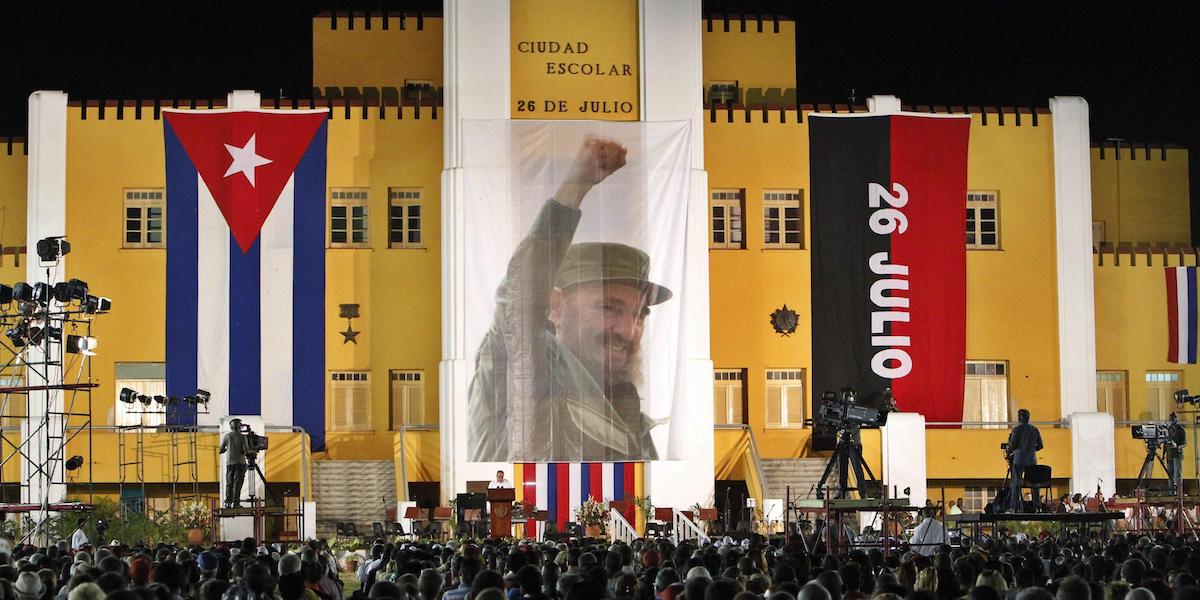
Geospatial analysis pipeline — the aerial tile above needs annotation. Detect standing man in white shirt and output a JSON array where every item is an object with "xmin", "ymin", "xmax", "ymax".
[
  {"xmin": 489, "ymin": 470, "xmax": 512, "ymax": 489},
  {"xmin": 70, "ymin": 517, "xmax": 89, "ymax": 550}
]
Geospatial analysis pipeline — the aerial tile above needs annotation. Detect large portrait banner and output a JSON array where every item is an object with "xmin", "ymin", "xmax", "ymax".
[{"xmin": 462, "ymin": 120, "xmax": 692, "ymax": 462}]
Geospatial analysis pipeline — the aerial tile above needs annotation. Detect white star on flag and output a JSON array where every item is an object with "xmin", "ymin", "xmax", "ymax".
[{"xmin": 223, "ymin": 134, "xmax": 273, "ymax": 187}]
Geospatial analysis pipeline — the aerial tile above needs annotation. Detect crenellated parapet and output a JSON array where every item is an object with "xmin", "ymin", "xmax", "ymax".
[
  {"xmin": 0, "ymin": 138, "xmax": 24, "ymax": 156},
  {"xmin": 314, "ymin": 10, "xmax": 440, "ymax": 31}
]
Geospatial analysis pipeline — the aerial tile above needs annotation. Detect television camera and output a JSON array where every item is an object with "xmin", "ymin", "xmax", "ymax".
[
  {"xmin": 240, "ymin": 422, "xmax": 269, "ymax": 454},
  {"xmin": 816, "ymin": 388, "xmax": 896, "ymax": 430},
  {"xmin": 813, "ymin": 387, "xmax": 897, "ymax": 500}
]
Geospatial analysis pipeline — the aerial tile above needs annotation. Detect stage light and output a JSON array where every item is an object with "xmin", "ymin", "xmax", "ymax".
[
  {"xmin": 36, "ymin": 237, "xmax": 70, "ymax": 263},
  {"xmin": 83, "ymin": 295, "xmax": 112, "ymax": 314},
  {"xmin": 152, "ymin": 395, "xmax": 167, "ymax": 405},
  {"xmin": 51, "ymin": 282, "xmax": 70, "ymax": 302},
  {"xmin": 31, "ymin": 283, "xmax": 50, "ymax": 305},
  {"xmin": 65, "ymin": 456, "xmax": 84, "ymax": 471},
  {"xmin": 11, "ymin": 283, "xmax": 31, "ymax": 303},
  {"xmin": 194, "ymin": 389, "xmax": 210, "ymax": 405},
  {"xmin": 1175, "ymin": 389, "xmax": 1200, "ymax": 405},
  {"xmin": 119, "ymin": 388, "xmax": 138, "ymax": 404},
  {"xmin": 65, "ymin": 335, "xmax": 97, "ymax": 356},
  {"xmin": 5, "ymin": 326, "xmax": 26, "ymax": 348},
  {"xmin": 28, "ymin": 326, "xmax": 61, "ymax": 345},
  {"xmin": 137, "ymin": 393, "xmax": 151, "ymax": 406},
  {"xmin": 0, "ymin": 284, "xmax": 12, "ymax": 304},
  {"xmin": 66, "ymin": 279, "xmax": 88, "ymax": 301}
]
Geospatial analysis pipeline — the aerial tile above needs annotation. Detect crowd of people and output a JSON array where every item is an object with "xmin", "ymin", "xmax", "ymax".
[{"xmin": 5, "ymin": 524, "xmax": 1200, "ymax": 600}]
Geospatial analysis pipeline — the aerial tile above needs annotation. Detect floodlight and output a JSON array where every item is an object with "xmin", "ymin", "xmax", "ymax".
[
  {"xmin": 119, "ymin": 388, "xmax": 138, "ymax": 404},
  {"xmin": 11, "ymin": 283, "xmax": 31, "ymax": 303},
  {"xmin": 35, "ymin": 237, "xmax": 70, "ymax": 263},
  {"xmin": 83, "ymin": 295, "xmax": 112, "ymax": 314},
  {"xmin": 65, "ymin": 456, "xmax": 84, "ymax": 471},
  {"xmin": 65, "ymin": 335, "xmax": 97, "ymax": 356}
]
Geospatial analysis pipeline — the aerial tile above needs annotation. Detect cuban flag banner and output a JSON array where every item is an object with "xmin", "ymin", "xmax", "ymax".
[
  {"xmin": 163, "ymin": 109, "xmax": 328, "ymax": 450},
  {"xmin": 1166, "ymin": 266, "xmax": 1198, "ymax": 364},
  {"xmin": 513, "ymin": 462, "xmax": 642, "ymax": 533}
]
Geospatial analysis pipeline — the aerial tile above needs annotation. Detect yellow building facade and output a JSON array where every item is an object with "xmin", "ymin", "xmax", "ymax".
[{"xmin": 0, "ymin": 5, "xmax": 1193, "ymax": 532}]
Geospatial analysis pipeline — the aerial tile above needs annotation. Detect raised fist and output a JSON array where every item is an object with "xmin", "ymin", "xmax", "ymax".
[{"xmin": 567, "ymin": 136, "xmax": 628, "ymax": 187}]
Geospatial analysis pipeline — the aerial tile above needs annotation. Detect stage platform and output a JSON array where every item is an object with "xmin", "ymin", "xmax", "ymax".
[
  {"xmin": 0, "ymin": 502, "xmax": 93, "ymax": 513},
  {"xmin": 951, "ymin": 512, "xmax": 1124, "ymax": 524}
]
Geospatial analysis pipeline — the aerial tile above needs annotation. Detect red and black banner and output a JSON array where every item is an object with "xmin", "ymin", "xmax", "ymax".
[{"xmin": 809, "ymin": 114, "xmax": 970, "ymax": 423}]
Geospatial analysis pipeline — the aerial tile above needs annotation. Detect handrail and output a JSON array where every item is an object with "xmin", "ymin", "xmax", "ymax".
[
  {"xmin": 674, "ymin": 510, "xmax": 708, "ymax": 544},
  {"xmin": 609, "ymin": 508, "xmax": 637, "ymax": 544},
  {"xmin": 714, "ymin": 424, "xmax": 767, "ymax": 509}
]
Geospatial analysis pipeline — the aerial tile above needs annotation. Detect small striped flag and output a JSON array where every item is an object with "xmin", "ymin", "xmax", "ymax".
[
  {"xmin": 513, "ymin": 462, "xmax": 642, "ymax": 534},
  {"xmin": 1166, "ymin": 266, "xmax": 1198, "ymax": 364}
]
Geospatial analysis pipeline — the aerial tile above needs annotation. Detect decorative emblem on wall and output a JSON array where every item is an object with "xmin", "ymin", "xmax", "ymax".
[
  {"xmin": 770, "ymin": 304, "xmax": 799, "ymax": 337},
  {"xmin": 339, "ymin": 304, "xmax": 360, "ymax": 344}
]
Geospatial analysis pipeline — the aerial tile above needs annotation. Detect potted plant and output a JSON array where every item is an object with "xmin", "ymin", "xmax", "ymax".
[
  {"xmin": 177, "ymin": 501, "xmax": 212, "ymax": 546},
  {"xmin": 576, "ymin": 496, "xmax": 610, "ymax": 538},
  {"xmin": 330, "ymin": 536, "xmax": 362, "ymax": 572}
]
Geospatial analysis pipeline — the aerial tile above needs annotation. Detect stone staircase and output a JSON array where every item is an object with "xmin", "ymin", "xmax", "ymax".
[
  {"xmin": 761, "ymin": 457, "xmax": 836, "ymax": 501},
  {"xmin": 313, "ymin": 460, "xmax": 396, "ymax": 539}
]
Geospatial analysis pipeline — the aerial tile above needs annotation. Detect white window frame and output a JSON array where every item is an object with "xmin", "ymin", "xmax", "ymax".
[
  {"xmin": 713, "ymin": 369, "xmax": 745, "ymax": 426},
  {"xmin": 123, "ymin": 189, "xmax": 165, "ymax": 249},
  {"xmin": 114, "ymin": 378, "xmax": 166, "ymax": 428},
  {"xmin": 962, "ymin": 486, "xmax": 1001, "ymax": 513},
  {"xmin": 764, "ymin": 369, "xmax": 805, "ymax": 428},
  {"xmin": 1145, "ymin": 370, "xmax": 1182, "ymax": 421},
  {"xmin": 329, "ymin": 371, "xmax": 372, "ymax": 431},
  {"xmin": 389, "ymin": 370, "xmax": 425, "ymax": 430},
  {"xmin": 388, "ymin": 188, "xmax": 424, "ymax": 249},
  {"xmin": 710, "ymin": 189, "xmax": 745, "ymax": 250},
  {"xmin": 763, "ymin": 190, "xmax": 803, "ymax": 249},
  {"xmin": 1096, "ymin": 370, "xmax": 1128, "ymax": 421},
  {"xmin": 967, "ymin": 191, "xmax": 1000, "ymax": 250},
  {"xmin": 964, "ymin": 360, "xmax": 1009, "ymax": 429},
  {"xmin": 330, "ymin": 188, "xmax": 370, "ymax": 248}
]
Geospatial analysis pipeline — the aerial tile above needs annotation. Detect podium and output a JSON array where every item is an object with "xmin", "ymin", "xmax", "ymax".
[{"xmin": 487, "ymin": 487, "xmax": 515, "ymax": 538}]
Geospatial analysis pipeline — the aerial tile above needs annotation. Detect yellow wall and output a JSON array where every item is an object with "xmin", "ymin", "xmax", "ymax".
[
  {"xmin": 705, "ymin": 112, "xmax": 1062, "ymax": 474},
  {"xmin": 53, "ymin": 104, "xmax": 443, "ymax": 475},
  {"xmin": 510, "ymin": 0, "xmax": 639, "ymax": 120},
  {"xmin": 1094, "ymin": 254, "xmax": 1200, "ymax": 420},
  {"xmin": 702, "ymin": 19, "xmax": 796, "ymax": 90},
  {"xmin": 312, "ymin": 15, "xmax": 443, "ymax": 90},
  {"xmin": 1091, "ymin": 148, "xmax": 1190, "ymax": 244},
  {"xmin": 0, "ymin": 142, "xmax": 27, "ymax": 253}
]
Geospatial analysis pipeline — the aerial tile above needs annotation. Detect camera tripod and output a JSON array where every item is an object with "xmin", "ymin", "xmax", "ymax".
[
  {"xmin": 243, "ymin": 452, "xmax": 279, "ymax": 506},
  {"xmin": 1134, "ymin": 439, "xmax": 1177, "ymax": 494},
  {"xmin": 814, "ymin": 425, "xmax": 879, "ymax": 499}
]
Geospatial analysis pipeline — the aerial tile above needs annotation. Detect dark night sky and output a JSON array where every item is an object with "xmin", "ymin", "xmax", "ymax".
[{"xmin": 0, "ymin": 1, "xmax": 1197, "ymax": 144}]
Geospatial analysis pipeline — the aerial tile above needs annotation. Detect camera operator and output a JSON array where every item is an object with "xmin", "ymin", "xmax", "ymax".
[
  {"xmin": 1167, "ymin": 412, "xmax": 1187, "ymax": 494},
  {"xmin": 219, "ymin": 418, "xmax": 249, "ymax": 508},
  {"xmin": 1006, "ymin": 408, "xmax": 1043, "ymax": 512}
]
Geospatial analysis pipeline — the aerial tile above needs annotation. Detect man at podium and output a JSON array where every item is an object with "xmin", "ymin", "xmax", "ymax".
[{"xmin": 489, "ymin": 470, "xmax": 512, "ymax": 489}]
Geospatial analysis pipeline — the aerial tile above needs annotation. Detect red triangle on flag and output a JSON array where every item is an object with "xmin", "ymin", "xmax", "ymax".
[{"xmin": 164, "ymin": 110, "xmax": 327, "ymax": 253}]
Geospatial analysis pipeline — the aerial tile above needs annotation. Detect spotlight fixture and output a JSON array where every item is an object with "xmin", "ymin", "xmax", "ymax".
[
  {"xmin": 137, "ymin": 393, "xmax": 151, "ymax": 406},
  {"xmin": 35, "ymin": 236, "xmax": 70, "ymax": 263},
  {"xmin": 194, "ymin": 389, "xmax": 210, "ymax": 405},
  {"xmin": 118, "ymin": 388, "xmax": 138, "ymax": 404},
  {"xmin": 5, "ymin": 325, "xmax": 26, "ymax": 348},
  {"xmin": 65, "ymin": 279, "xmax": 88, "ymax": 301},
  {"xmin": 65, "ymin": 335, "xmax": 97, "ymax": 356},
  {"xmin": 83, "ymin": 295, "xmax": 112, "ymax": 314},
  {"xmin": 30, "ymin": 283, "xmax": 50, "ymax": 305},
  {"xmin": 65, "ymin": 455, "xmax": 84, "ymax": 471},
  {"xmin": 152, "ymin": 395, "xmax": 167, "ymax": 406},
  {"xmin": 11, "ymin": 283, "xmax": 31, "ymax": 303},
  {"xmin": 27, "ymin": 326, "xmax": 61, "ymax": 346},
  {"xmin": 1175, "ymin": 389, "xmax": 1200, "ymax": 405}
]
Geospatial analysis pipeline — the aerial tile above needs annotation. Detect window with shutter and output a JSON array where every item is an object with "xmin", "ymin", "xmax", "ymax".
[
  {"xmin": 964, "ymin": 361, "xmax": 1008, "ymax": 428},
  {"xmin": 330, "ymin": 371, "xmax": 371, "ymax": 431},
  {"xmin": 1096, "ymin": 371, "xmax": 1128, "ymax": 421},
  {"xmin": 713, "ymin": 369, "xmax": 745, "ymax": 425},
  {"xmin": 1145, "ymin": 371, "xmax": 1182, "ymax": 420},
  {"xmin": 765, "ymin": 369, "xmax": 804, "ymax": 428},
  {"xmin": 389, "ymin": 370, "xmax": 426, "ymax": 429}
]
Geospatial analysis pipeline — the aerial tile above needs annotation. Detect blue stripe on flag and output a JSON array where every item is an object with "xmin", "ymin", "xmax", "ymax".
[
  {"xmin": 164, "ymin": 121, "xmax": 199, "ymax": 426},
  {"xmin": 293, "ymin": 122, "xmax": 327, "ymax": 450},
  {"xmin": 1189, "ymin": 267, "xmax": 1198, "ymax": 364},
  {"xmin": 580, "ymin": 463, "xmax": 591, "ymax": 504},
  {"xmin": 546, "ymin": 463, "xmax": 558, "ymax": 528},
  {"xmin": 229, "ymin": 238, "xmax": 262, "ymax": 414},
  {"xmin": 613, "ymin": 462, "xmax": 624, "ymax": 501}
]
